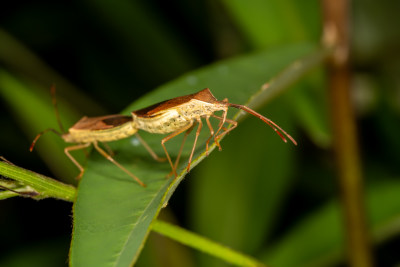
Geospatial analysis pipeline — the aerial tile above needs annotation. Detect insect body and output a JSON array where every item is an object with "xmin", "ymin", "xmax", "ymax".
[
  {"xmin": 30, "ymin": 87, "xmax": 163, "ymax": 187},
  {"xmin": 62, "ymin": 115, "xmax": 137, "ymax": 143},
  {"xmin": 133, "ymin": 90, "xmax": 227, "ymax": 134},
  {"xmin": 131, "ymin": 88, "xmax": 297, "ymax": 176}
]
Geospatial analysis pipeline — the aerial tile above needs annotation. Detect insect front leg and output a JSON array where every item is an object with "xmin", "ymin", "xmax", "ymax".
[
  {"xmin": 214, "ymin": 107, "xmax": 228, "ymax": 140},
  {"xmin": 204, "ymin": 115, "xmax": 221, "ymax": 156},
  {"xmin": 211, "ymin": 114, "xmax": 238, "ymax": 145}
]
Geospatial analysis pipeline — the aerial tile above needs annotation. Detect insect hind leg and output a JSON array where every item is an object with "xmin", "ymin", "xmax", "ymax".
[
  {"xmin": 134, "ymin": 132, "xmax": 166, "ymax": 162},
  {"xmin": 92, "ymin": 141, "xmax": 146, "ymax": 187}
]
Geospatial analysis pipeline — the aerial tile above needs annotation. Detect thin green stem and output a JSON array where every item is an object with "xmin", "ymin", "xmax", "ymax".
[
  {"xmin": 0, "ymin": 190, "xmax": 20, "ymax": 200},
  {"xmin": 0, "ymin": 161, "xmax": 76, "ymax": 201},
  {"xmin": 152, "ymin": 220, "xmax": 267, "ymax": 267}
]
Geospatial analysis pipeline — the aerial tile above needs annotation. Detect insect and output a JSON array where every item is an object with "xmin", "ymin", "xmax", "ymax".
[
  {"xmin": 30, "ymin": 86, "xmax": 164, "ymax": 187},
  {"xmin": 131, "ymin": 88, "xmax": 297, "ymax": 177}
]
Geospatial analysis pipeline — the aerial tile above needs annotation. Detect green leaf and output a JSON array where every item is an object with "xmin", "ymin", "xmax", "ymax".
[
  {"xmin": 288, "ymin": 75, "xmax": 332, "ymax": 147},
  {"xmin": 70, "ymin": 43, "xmax": 325, "ymax": 266}
]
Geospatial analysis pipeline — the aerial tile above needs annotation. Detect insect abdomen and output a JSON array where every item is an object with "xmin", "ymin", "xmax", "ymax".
[
  {"xmin": 135, "ymin": 110, "xmax": 190, "ymax": 134},
  {"xmin": 64, "ymin": 123, "xmax": 137, "ymax": 143}
]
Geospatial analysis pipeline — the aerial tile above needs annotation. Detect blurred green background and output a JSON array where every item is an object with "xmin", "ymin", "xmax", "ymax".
[{"xmin": 1, "ymin": 0, "xmax": 400, "ymax": 266}]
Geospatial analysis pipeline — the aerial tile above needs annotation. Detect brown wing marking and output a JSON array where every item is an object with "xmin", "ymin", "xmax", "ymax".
[
  {"xmin": 132, "ymin": 88, "xmax": 218, "ymax": 118},
  {"xmin": 70, "ymin": 115, "xmax": 132, "ymax": 130},
  {"xmin": 192, "ymin": 88, "xmax": 218, "ymax": 103}
]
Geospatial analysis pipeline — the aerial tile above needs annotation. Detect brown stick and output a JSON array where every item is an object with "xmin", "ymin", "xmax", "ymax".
[{"xmin": 323, "ymin": 0, "xmax": 373, "ymax": 266}]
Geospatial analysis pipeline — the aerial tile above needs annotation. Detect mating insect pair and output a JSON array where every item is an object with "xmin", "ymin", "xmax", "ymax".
[{"xmin": 31, "ymin": 87, "xmax": 297, "ymax": 187}]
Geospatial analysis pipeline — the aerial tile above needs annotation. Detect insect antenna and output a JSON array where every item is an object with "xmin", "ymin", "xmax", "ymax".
[
  {"xmin": 50, "ymin": 84, "xmax": 66, "ymax": 134},
  {"xmin": 228, "ymin": 103, "xmax": 297, "ymax": 145},
  {"xmin": 30, "ymin": 85, "xmax": 66, "ymax": 152},
  {"xmin": 30, "ymin": 128, "xmax": 63, "ymax": 151}
]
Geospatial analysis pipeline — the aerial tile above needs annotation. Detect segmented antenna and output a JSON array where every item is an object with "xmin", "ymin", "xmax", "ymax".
[
  {"xmin": 50, "ymin": 84, "xmax": 66, "ymax": 133},
  {"xmin": 29, "ymin": 85, "xmax": 66, "ymax": 151},
  {"xmin": 228, "ymin": 103, "xmax": 297, "ymax": 146},
  {"xmin": 30, "ymin": 128, "xmax": 62, "ymax": 151}
]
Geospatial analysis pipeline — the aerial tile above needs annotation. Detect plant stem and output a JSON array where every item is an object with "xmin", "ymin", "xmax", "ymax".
[
  {"xmin": 152, "ymin": 220, "xmax": 267, "ymax": 267},
  {"xmin": 0, "ymin": 190, "xmax": 19, "ymax": 200},
  {"xmin": 0, "ymin": 161, "xmax": 76, "ymax": 201},
  {"xmin": 323, "ymin": 1, "xmax": 373, "ymax": 266}
]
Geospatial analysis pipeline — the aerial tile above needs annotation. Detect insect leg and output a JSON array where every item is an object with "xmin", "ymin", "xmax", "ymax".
[
  {"xmin": 161, "ymin": 121, "xmax": 194, "ymax": 177},
  {"xmin": 93, "ymin": 141, "xmax": 146, "ymax": 187},
  {"xmin": 186, "ymin": 118, "xmax": 203, "ymax": 172},
  {"xmin": 205, "ymin": 115, "xmax": 221, "ymax": 155},
  {"xmin": 64, "ymin": 143, "xmax": 91, "ymax": 180},
  {"xmin": 134, "ymin": 132, "xmax": 166, "ymax": 162},
  {"xmin": 173, "ymin": 123, "xmax": 196, "ymax": 171},
  {"xmin": 211, "ymin": 114, "xmax": 238, "ymax": 144},
  {"xmin": 101, "ymin": 142, "xmax": 115, "ymax": 156},
  {"xmin": 214, "ymin": 107, "xmax": 228, "ymax": 138}
]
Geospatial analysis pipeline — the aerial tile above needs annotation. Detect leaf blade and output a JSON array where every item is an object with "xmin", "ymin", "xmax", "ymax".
[{"xmin": 70, "ymin": 43, "xmax": 323, "ymax": 266}]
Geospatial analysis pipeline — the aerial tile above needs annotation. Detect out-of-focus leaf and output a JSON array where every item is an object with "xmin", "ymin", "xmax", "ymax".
[
  {"xmin": 70, "ymin": 43, "xmax": 321, "ymax": 266},
  {"xmin": 0, "ymin": 238, "xmax": 69, "ymax": 267},
  {"xmin": 220, "ymin": 0, "xmax": 329, "ymax": 148},
  {"xmin": 220, "ymin": 0, "xmax": 320, "ymax": 48},
  {"xmin": 0, "ymin": 29, "xmax": 104, "ymax": 114},
  {"xmin": 260, "ymin": 180, "xmax": 400, "ymax": 267},
  {"xmin": 288, "ymin": 75, "xmax": 332, "ymax": 147},
  {"xmin": 0, "ymin": 70, "xmax": 80, "ymax": 182},
  {"xmin": 80, "ymin": 0, "xmax": 197, "ymax": 83}
]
